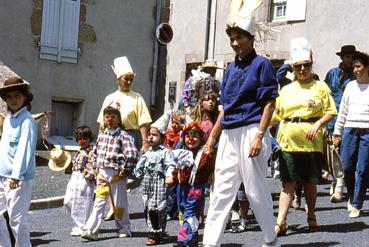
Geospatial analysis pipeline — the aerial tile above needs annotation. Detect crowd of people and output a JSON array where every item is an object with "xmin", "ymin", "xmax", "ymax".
[{"xmin": 1, "ymin": 8, "xmax": 369, "ymax": 247}]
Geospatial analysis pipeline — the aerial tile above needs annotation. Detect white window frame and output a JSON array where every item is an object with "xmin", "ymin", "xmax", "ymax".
[
  {"xmin": 40, "ymin": 0, "xmax": 81, "ymax": 64},
  {"xmin": 273, "ymin": 1, "xmax": 287, "ymax": 20}
]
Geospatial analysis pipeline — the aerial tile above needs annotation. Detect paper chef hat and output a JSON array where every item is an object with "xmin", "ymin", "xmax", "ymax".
[
  {"xmin": 290, "ymin": 37, "xmax": 312, "ymax": 64},
  {"xmin": 111, "ymin": 56, "xmax": 134, "ymax": 79},
  {"xmin": 226, "ymin": 0, "xmax": 262, "ymax": 35}
]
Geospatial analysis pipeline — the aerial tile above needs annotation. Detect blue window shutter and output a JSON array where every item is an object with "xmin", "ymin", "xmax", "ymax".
[
  {"xmin": 40, "ymin": 0, "xmax": 61, "ymax": 61},
  {"xmin": 59, "ymin": 0, "xmax": 80, "ymax": 63},
  {"xmin": 40, "ymin": 0, "xmax": 80, "ymax": 63}
]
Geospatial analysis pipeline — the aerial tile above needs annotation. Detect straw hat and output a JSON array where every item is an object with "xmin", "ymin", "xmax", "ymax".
[
  {"xmin": 48, "ymin": 148, "xmax": 72, "ymax": 172},
  {"xmin": 111, "ymin": 56, "xmax": 135, "ymax": 79}
]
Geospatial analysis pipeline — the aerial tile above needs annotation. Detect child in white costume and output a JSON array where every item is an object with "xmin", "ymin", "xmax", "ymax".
[
  {"xmin": 64, "ymin": 125, "xmax": 96, "ymax": 236},
  {"xmin": 81, "ymin": 106, "xmax": 139, "ymax": 241},
  {"xmin": 0, "ymin": 77, "xmax": 37, "ymax": 247}
]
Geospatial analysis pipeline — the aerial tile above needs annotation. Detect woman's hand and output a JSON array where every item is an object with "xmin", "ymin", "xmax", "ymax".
[
  {"xmin": 8, "ymin": 178, "xmax": 19, "ymax": 189},
  {"xmin": 306, "ymin": 121, "xmax": 321, "ymax": 140},
  {"xmin": 140, "ymin": 141, "xmax": 149, "ymax": 154},
  {"xmin": 118, "ymin": 171, "xmax": 129, "ymax": 178},
  {"xmin": 165, "ymin": 176, "xmax": 174, "ymax": 186},
  {"xmin": 249, "ymin": 134, "xmax": 263, "ymax": 158},
  {"xmin": 333, "ymin": 135, "xmax": 342, "ymax": 147}
]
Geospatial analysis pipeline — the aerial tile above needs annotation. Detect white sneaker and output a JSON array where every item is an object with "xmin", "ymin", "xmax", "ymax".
[
  {"xmin": 349, "ymin": 207, "xmax": 360, "ymax": 218},
  {"xmin": 262, "ymin": 238, "xmax": 281, "ymax": 247},
  {"xmin": 81, "ymin": 230, "xmax": 98, "ymax": 241},
  {"xmin": 70, "ymin": 228, "xmax": 84, "ymax": 236},
  {"xmin": 117, "ymin": 233, "xmax": 130, "ymax": 238}
]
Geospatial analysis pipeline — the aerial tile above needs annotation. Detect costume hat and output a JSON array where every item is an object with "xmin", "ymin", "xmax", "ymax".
[
  {"xmin": 48, "ymin": 148, "xmax": 72, "ymax": 172},
  {"xmin": 111, "ymin": 56, "xmax": 135, "ymax": 79},
  {"xmin": 200, "ymin": 59, "xmax": 220, "ymax": 69},
  {"xmin": 336, "ymin": 45, "xmax": 356, "ymax": 56},
  {"xmin": 226, "ymin": 0, "xmax": 262, "ymax": 35},
  {"xmin": 151, "ymin": 109, "xmax": 172, "ymax": 135},
  {"xmin": 0, "ymin": 76, "xmax": 30, "ymax": 100},
  {"xmin": 290, "ymin": 37, "xmax": 312, "ymax": 64}
]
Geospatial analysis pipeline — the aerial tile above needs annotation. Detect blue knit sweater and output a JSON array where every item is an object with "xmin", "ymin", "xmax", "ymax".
[{"xmin": 220, "ymin": 50, "xmax": 278, "ymax": 129}]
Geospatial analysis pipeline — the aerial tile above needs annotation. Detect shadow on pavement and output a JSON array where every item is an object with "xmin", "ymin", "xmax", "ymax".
[
  {"xmin": 283, "ymin": 242, "xmax": 340, "ymax": 247},
  {"xmin": 286, "ymin": 221, "xmax": 369, "ymax": 236},
  {"xmin": 31, "ymin": 232, "xmax": 60, "ymax": 246}
]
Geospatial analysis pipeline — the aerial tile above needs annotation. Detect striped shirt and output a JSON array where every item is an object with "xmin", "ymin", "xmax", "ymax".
[
  {"xmin": 94, "ymin": 128, "xmax": 139, "ymax": 173},
  {"xmin": 334, "ymin": 80, "xmax": 369, "ymax": 136}
]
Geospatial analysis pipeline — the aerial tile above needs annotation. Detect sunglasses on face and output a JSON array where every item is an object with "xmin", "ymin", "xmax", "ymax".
[{"xmin": 294, "ymin": 63, "xmax": 312, "ymax": 70}]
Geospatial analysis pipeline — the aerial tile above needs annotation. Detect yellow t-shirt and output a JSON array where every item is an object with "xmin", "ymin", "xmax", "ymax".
[
  {"xmin": 97, "ymin": 90, "xmax": 152, "ymax": 130},
  {"xmin": 272, "ymin": 80, "xmax": 337, "ymax": 152}
]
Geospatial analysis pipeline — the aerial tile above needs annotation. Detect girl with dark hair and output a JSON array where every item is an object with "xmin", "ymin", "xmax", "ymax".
[
  {"xmin": 64, "ymin": 125, "xmax": 96, "ymax": 236},
  {"xmin": 0, "ymin": 77, "xmax": 37, "ymax": 247},
  {"xmin": 333, "ymin": 51, "xmax": 369, "ymax": 218}
]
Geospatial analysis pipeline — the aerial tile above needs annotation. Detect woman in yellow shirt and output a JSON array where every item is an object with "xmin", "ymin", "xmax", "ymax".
[{"xmin": 272, "ymin": 38, "xmax": 336, "ymax": 236}]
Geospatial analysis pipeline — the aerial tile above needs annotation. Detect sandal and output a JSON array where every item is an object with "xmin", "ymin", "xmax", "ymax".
[
  {"xmin": 146, "ymin": 238, "xmax": 159, "ymax": 245},
  {"xmin": 104, "ymin": 212, "xmax": 114, "ymax": 221},
  {"xmin": 307, "ymin": 214, "xmax": 318, "ymax": 232},
  {"xmin": 274, "ymin": 222, "xmax": 288, "ymax": 237}
]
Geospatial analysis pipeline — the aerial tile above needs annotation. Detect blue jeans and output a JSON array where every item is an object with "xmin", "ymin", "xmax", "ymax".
[
  {"xmin": 176, "ymin": 183, "xmax": 205, "ymax": 246},
  {"xmin": 341, "ymin": 128, "xmax": 369, "ymax": 209}
]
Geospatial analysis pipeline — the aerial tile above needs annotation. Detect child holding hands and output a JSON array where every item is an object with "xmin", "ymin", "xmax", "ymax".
[
  {"xmin": 134, "ymin": 115, "xmax": 176, "ymax": 245},
  {"xmin": 81, "ymin": 106, "xmax": 139, "ymax": 241}
]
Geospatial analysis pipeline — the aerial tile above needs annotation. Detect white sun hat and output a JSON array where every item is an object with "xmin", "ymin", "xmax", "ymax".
[{"xmin": 290, "ymin": 37, "xmax": 312, "ymax": 64}]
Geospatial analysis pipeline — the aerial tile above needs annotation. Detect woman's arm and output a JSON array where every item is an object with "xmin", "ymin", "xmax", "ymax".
[{"xmin": 203, "ymin": 109, "xmax": 224, "ymax": 154}]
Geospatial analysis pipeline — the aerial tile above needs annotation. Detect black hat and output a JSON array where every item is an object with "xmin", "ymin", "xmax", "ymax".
[{"xmin": 336, "ymin": 45, "xmax": 356, "ymax": 56}]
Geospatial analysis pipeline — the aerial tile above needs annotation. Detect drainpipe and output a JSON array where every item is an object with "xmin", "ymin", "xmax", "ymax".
[
  {"xmin": 150, "ymin": 0, "xmax": 162, "ymax": 107},
  {"xmin": 208, "ymin": 0, "xmax": 218, "ymax": 60},
  {"xmin": 204, "ymin": 0, "xmax": 212, "ymax": 61}
]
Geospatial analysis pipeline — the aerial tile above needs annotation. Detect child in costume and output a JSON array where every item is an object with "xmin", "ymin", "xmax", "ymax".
[
  {"xmin": 0, "ymin": 77, "xmax": 37, "ymax": 247},
  {"xmin": 64, "ymin": 125, "xmax": 96, "ymax": 236},
  {"xmin": 81, "ymin": 106, "xmax": 139, "ymax": 241},
  {"xmin": 171, "ymin": 122, "xmax": 216, "ymax": 247},
  {"xmin": 133, "ymin": 114, "xmax": 176, "ymax": 245}
]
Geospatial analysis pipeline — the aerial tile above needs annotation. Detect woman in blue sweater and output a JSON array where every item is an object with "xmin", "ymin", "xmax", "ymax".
[
  {"xmin": 202, "ymin": 17, "xmax": 280, "ymax": 247},
  {"xmin": 0, "ymin": 77, "xmax": 37, "ymax": 247}
]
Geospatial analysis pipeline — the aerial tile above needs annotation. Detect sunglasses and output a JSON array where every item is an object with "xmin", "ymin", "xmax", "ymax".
[{"xmin": 294, "ymin": 63, "xmax": 312, "ymax": 70}]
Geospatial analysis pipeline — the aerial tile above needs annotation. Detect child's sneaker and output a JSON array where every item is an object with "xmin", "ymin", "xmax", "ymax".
[
  {"xmin": 117, "ymin": 233, "xmax": 130, "ymax": 238},
  {"xmin": 81, "ymin": 230, "xmax": 98, "ymax": 241}
]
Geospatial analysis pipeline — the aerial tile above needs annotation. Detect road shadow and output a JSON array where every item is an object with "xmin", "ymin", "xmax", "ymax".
[
  {"xmin": 31, "ymin": 232, "xmax": 60, "ymax": 246},
  {"xmin": 283, "ymin": 241, "xmax": 340, "ymax": 247},
  {"xmin": 129, "ymin": 212, "xmax": 145, "ymax": 219},
  {"xmin": 286, "ymin": 221, "xmax": 369, "ymax": 236}
]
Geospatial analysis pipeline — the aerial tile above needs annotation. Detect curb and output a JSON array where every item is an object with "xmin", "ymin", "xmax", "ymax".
[{"xmin": 30, "ymin": 195, "xmax": 64, "ymax": 211}]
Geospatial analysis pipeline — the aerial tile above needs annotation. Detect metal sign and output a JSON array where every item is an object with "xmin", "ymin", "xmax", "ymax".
[{"xmin": 156, "ymin": 23, "xmax": 173, "ymax": 44}]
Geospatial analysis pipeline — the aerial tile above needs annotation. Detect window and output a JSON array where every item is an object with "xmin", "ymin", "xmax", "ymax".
[
  {"xmin": 273, "ymin": 1, "xmax": 287, "ymax": 19},
  {"xmin": 269, "ymin": 0, "xmax": 306, "ymax": 22},
  {"xmin": 40, "ymin": 0, "xmax": 81, "ymax": 63}
]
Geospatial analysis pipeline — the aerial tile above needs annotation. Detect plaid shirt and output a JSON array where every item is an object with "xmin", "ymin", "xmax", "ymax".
[
  {"xmin": 72, "ymin": 146, "xmax": 95, "ymax": 172},
  {"xmin": 94, "ymin": 128, "xmax": 139, "ymax": 173}
]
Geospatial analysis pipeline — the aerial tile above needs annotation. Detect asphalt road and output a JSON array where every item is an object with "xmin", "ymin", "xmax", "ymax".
[{"xmin": 28, "ymin": 169, "xmax": 369, "ymax": 247}]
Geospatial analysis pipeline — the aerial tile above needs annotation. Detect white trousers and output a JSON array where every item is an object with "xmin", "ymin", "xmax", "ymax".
[
  {"xmin": 0, "ymin": 176, "xmax": 33, "ymax": 247},
  {"xmin": 84, "ymin": 168, "xmax": 131, "ymax": 235},
  {"xmin": 64, "ymin": 172, "xmax": 95, "ymax": 232},
  {"xmin": 203, "ymin": 124, "xmax": 276, "ymax": 246}
]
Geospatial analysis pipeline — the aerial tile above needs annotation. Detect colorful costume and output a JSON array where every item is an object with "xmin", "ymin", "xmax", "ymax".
[{"xmin": 173, "ymin": 148, "xmax": 215, "ymax": 246}]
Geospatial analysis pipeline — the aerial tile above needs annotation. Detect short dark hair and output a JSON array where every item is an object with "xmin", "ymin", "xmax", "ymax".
[
  {"xmin": 103, "ymin": 106, "xmax": 124, "ymax": 129},
  {"xmin": 353, "ymin": 51, "xmax": 369, "ymax": 67},
  {"xmin": 75, "ymin": 125, "xmax": 94, "ymax": 142},
  {"xmin": 225, "ymin": 26, "xmax": 254, "ymax": 40}
]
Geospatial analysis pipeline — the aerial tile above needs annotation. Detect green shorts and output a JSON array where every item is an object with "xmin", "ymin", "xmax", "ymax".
[{"xmin": 279, "ymin": 152, "xmax": 323, "ymax": 185}]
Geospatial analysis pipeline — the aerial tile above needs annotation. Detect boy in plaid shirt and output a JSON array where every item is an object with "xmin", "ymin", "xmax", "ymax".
[{"xmin": 81, "ymin": 106, "xmax": 139, "ymax": 241}]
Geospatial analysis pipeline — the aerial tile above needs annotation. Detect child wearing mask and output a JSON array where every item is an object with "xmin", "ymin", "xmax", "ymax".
[
  {"xmin": 81, "ymin": 106, "xmax": 139, "ymax": 241},
  {"xmin": 134, "ymin": 115, "xmax": 176, "ymax": 245}
]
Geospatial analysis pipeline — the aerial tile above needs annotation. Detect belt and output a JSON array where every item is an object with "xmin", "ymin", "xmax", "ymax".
[{"xmin": 284, "ymin": 117, "xmax": 320, "ymax": 123}]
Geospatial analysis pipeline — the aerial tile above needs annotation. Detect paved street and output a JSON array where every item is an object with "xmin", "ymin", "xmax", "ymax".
[{"xmin": 28, "ymin": 170, "xmax": 369, "ymax": 247}]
